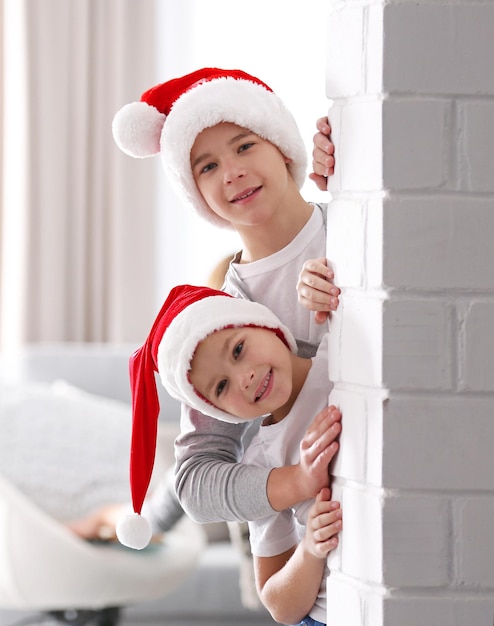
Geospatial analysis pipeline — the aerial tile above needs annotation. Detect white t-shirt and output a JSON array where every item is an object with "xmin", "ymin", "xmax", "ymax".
[{"xmin": 224, "ymin": 203, "xmax": 327, "ymax": 357}]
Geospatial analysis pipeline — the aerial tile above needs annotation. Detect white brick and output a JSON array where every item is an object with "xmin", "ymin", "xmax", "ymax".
[
  {"xmin": 326, "ymin": 198, "xmax": 384, "ymax": 289},
  {"xmin": 383, "ymin": 4, "xmax": 494, "ymax": 95},
  {"xmin": 325, "ymin": 198, "xmax": 366, "ymax": 288},
  {"xmin": 339, "ymin": 485, "xmax": 384, "ymax": 583},
  {"xmin": 327, "ymin": 99, "xmax": 383, "ymax": 193},
  {"xmin": 458, "ymin": 100, "xmax": 494, "ymax": 193},
  {"xmin": 326, "ymin": 3, "xmax": 384, "ymax": 98},
  {"xmin": 328, "ymin": 387, "xmax": 368, "ymax": 483},
  {"xmin": 326, "ymin": 574, "xmax": 365, "ymax": 626},
  {"xmin": 382, "ymin": 496, "xmax": 450, "ymax": 587},
  {"xmin": 327, "ymin": 386, "xmax": 385, "ymax": 486},
  {"xmin": 383, "ymin": 197, "xmax": 494, "ymax": 290},
  {"xmin": 383, "ymin": 98, "xmax": 450, "ymax": 189},
  {"xmin": 461, "ymin": 302, "xmax": 494, "ymax": 392},
  {"xmin": 382, "ymin": 396, "xmax": 494, "ymax": 491},
  {"xmin": 329, "ymin": 294, "xmax": 384, "ymax": 387},
  {"xmin": 383, "ymin": 299, "xmax": 453, "ymax": 391},
  {"xmin": 326, "ymin": 5, "xmax": 366, "ymax": 98},
  {"xmin": 456, "ymin": 497, "xmax": 494, "ymax": 587}
]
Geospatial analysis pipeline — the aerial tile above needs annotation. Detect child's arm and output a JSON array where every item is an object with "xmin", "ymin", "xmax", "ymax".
[
  {"xmin": 175, "ymin": 406, "xmax": 273, "ymax": 522},
  {"xmin": 309, "ymin": 116, "xmax": 335, "ymax": 191},
  {"xmin": 175, "ymin": 405, "xmax": 341, "ymax": 523},
  {"xmin": 255, "ymin": 488, "xmax": 342, "ymax": 625},
  {"xmin": 297, "ymin": 258, "xmax": 341, "ymax": 325}
]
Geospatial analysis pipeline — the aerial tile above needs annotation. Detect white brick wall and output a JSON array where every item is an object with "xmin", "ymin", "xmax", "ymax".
[{"xmin": 325, "ymin": 1, "xmax": 494, "ymax": 623}]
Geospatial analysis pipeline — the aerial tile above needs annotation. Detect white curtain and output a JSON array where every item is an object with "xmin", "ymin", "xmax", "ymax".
[{"xmin": 0, "ymin": 0, "xmax": 157, "ymax": 349}]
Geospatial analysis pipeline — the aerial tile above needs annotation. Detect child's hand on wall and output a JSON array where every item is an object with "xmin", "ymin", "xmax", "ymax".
[
  {"xmin": 309, "ymin": 116, "xmax": 335, "ymax": 191},
  {"xmin": 297, "ymin": 257, "xmax": 341, "ymax": 324},
  {"xmin": 297, "ymin": 406, "xmax": 342, "ymax": 498},
  {"xmin": 303, "ymin": 487, "xmax": 342, "ymax": 559}
]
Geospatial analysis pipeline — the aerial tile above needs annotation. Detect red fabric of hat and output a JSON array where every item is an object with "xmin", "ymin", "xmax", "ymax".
[
  {"xmin": 128, "ymin": 285, "xmax": 230, "ymax": 516},
  {"xmin": 141, "ymin": 68, "xmax": 273, "ymax": 117}
]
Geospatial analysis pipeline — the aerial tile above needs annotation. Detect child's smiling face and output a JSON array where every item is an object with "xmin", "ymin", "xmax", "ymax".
[
  {"xmin": 189, "ymin": 325, "xmax": 293, "ymax": 420},
  {"xmin": 190, "ymin": 122, "xmax": 292, "ymax": 230}
]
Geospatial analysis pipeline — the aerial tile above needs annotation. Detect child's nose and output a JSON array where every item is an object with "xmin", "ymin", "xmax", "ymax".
[
  {"xmin": 223, "ymin": 159, "xmax": 245, "ymax": 184},
  {"xmin": 240, "ymin": 368, "xmax": 255, "ymax": 391}
]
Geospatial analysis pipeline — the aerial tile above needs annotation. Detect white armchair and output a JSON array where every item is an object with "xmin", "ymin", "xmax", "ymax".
[
  {"xmin": 0, "ymin": 474, "xmax": 205, "ymax": 624},
  {"xmin": 0, "ymin": 345, "xmax": 206, "ymax": 626}
]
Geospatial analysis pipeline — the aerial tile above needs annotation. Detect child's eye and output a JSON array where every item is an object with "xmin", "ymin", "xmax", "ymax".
[
  {"xmin": 216, "ymin": 379, "xmax": 227, "ymax": 397},
  {"xmin": 201, "ymin": 162, "xmax": 217, "ymax": 174},
  {"xmin": 238, "ymin": 142, "xmax": 254, "ymax": 153},
  {"xmin": 233, "ymin": 342, "xmax": 243, "ymax": 359}
]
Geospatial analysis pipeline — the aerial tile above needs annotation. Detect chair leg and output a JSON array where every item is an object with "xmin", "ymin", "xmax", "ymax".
[{"xmin": 94, "ymin": 608, "xmax": 120, "ymax": 626}]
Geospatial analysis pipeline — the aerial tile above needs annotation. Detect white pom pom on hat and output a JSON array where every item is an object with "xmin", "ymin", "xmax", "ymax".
[
  {"xmin": 119, "ymin": 284, "xmax": 297, "ymax": 549},
  {"xmin": 112, "ymin": 101, "xmax": 165, "ymax": 158},
  {"xmin": 111, "ymin": 67, "xmax": 308, "ymax": 229},
  {"xmin": 116, "ymin": 512, "xmax": 153, "ymax": 550}
]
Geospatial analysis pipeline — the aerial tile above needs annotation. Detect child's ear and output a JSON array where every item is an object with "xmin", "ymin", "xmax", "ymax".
[{"xmin": 284, "ymin": 156, "xmax": 292, "ymax": 165}]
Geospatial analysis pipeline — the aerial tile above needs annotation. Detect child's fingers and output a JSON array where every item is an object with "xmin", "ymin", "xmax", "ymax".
[
  {"xmin": 309, "ymin": 171, "xmax": 331, "ymax": 191},
  {"xmin": 310, "ymin": 501, "xmax": 342, "ymax": 556},
  {"xmin": 316, "ymin": 486, "xmax": 332, "ymax": 504},
  {"xmin": 317, "ymin": 517, "xmax": 342, "ymax": 544},
  {"xmin": 299, "ymin": 290, "xmax": 340, "ymax": 313},
  {"xmin": 314, "ymin": 310, "xmax": 330, "ymax": 325},
  {"xmin": 301, "ymin": 257, "xmax": 333, "ymax": 280},
  {"xmin": 297, "ymin": 258, "xmax": 341, "ymax": 312},
  {"xmin": 313, "ymin": 505, "xmax": 342, "ymax": 534},
  {"xmin": 301, "ymin": 406, "xmax": 341, "ymax": 449},
  {"xmin": 299, "ymin": 273, "xmax": 334, "ymax": 299},
  {"xmin": 315, "ymin": 116, "xmax": 332, "ymax": 138}
]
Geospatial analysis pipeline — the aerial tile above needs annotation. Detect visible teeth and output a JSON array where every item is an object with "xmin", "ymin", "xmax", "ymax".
[
  {"xmin": 236, "ymin": 189, "xmax": 254, "ymax": 201},
  {"xmin": 256, "ymin": 372, "xmax": 271, "ymax": 401}
]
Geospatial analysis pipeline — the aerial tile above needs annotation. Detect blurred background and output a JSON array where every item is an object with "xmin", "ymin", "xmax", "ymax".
[{"xmin": 0, "ymin": 0, "xmax": 331, "ymax": 352}]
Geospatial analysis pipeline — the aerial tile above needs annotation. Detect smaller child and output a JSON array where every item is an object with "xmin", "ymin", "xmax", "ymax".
[{"xmin": 118, "ymin": 284, "xmax": 342, "ymax": 626}]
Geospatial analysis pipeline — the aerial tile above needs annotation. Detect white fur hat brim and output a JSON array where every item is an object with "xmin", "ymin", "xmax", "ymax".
[{"xmin": 157, "ymin": 295, "xmax": 297, "ymax": 423}]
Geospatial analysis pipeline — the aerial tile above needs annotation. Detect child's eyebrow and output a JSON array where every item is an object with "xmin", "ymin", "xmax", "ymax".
[
  {"xmin": 191, "ymin": 132, "xmax": 257, "ymax": 170},
  {"xmin": 191, "ymin": 152, "xmax": 211, "ymax": 170},
  {"xmin": 229, "ymin": 131, "xmax": 256, "ymax": 144}
]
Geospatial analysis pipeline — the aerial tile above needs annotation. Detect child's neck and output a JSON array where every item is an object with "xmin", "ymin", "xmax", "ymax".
[
  {"xmin": 237, "ymin": 194, "xmax": 313, "ymax": 264},
  {"xmin": 267, "ymin": 354, "xmax": 312, "ymax": 425}
]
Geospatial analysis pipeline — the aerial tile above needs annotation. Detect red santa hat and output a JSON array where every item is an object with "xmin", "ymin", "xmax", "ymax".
[
  {"xmin": 116, "ymin": 284, "xmax": 297, "ymax": 549},
  {"xmin": 112, "ymin": 68, "xmax": 308, "ymax": 229}
]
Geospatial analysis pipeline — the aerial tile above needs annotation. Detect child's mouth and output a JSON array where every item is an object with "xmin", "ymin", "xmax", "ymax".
[
  {"xmin": 231, "ymin": 186, "xmax": 261, "ymax": 203},
  {"xmin": 255, "ymin": 370, "xmax": 272, "ymax": 402}
]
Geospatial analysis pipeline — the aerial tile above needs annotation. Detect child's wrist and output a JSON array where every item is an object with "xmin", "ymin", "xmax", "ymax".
[{"xmin": 267, "ymin": 465, "xmax": 309, "ymax": 511}]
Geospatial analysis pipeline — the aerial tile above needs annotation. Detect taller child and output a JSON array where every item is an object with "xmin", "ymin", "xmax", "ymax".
[{"xmin": 113, "ymin": 68, "xmax": 341, "ymax": 526}]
